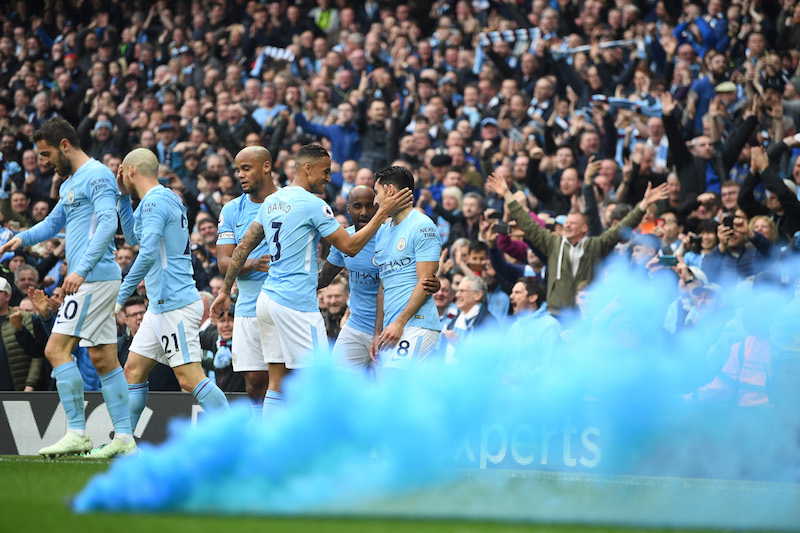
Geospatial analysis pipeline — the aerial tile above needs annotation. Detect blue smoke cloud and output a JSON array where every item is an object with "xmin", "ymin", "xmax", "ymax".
[{"xmin": 73, "ymin": 256, "xmax": 800, "ymax": 529}]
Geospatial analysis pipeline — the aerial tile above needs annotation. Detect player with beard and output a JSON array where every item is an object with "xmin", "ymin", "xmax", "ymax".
[
  {"xmin": 0, "ymin": 116, "xmax": 132, "ymax": 458},
  {"xmin": 216, "ymin": 146, "xmax": 275, "ymax": 416}
]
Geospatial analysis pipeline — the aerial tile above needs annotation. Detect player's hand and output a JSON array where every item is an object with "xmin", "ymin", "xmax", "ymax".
[
  {"xmin": 244, "ymin": 255, "xmax": 270, "ymax": 273},
  {"xmin": 377, "ymin": 187, "xmax": 413, "ymax": 218},
  {"xmin": 0, "ymin": 237, "xmax": 23, "ymax": 255},
  {"xmin": 210, "ymin": 291, "xmax": 231, "ymax": 321},
  {"xmin": 116, "ymin": 165, "xmax": 129, "ymax": 195},
  {"xmin": 422, "ymin": 276, "xmax": 441, "ymax": 295},
  {"xmin": 369, "ymin": 335, "xmax": 381, "ymax": 363},
  {"xmin": 62, "ymin": 273, "xmax": 85, "ymax": 295},
  {"xmin": 378, "ymin": 321, "xmax": 404, "ymax": 350}
]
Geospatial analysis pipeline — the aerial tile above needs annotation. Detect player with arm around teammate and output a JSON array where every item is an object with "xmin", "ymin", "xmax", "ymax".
[
  {"xmin": 319, "ymin": 185, "xmax": 441, "ymax": 375},
  {"xmin": 370, "ymin": 166, "xmax": 443, "ymax": 371},
  {"xmin": 116, "ymin": 148, "xmax": 229, "ymax": 437},
  {"xmin": 216, "ymin": 146, "xmax": 275, "ymax": 416},
  {"xmin": 210, "ymin": 145, "xmax": 412, "ymax": 416},
  {"xmin": 0, "ymin": 116, "xmax": 134, "ymax": 458}
]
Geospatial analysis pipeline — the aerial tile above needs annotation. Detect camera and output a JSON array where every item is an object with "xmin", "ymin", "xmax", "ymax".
[
  {"xmin": 722, "ymin": 213, "xmax": 735, "ymax": 228},
  {"xmin": 494, "ymin": 222, "xmax": 511, "ymax": 235},
  {"xmin": 689, "ymin": 235, "xmax": 702, "ymax": 250}
]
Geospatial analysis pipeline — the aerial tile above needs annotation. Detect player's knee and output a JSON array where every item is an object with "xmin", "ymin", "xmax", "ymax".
[
  {"xmin": 89, "ymin": 351, "xmax": 118, "ymax": 375},
  {"xmin": 123, "ymin": 361, "xmax": 142, "ymax": 384}
]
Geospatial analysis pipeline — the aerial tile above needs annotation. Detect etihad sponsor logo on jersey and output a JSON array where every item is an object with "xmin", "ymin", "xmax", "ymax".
[{"xmin": 374, "ymin": 257, "xmax": 413, "ymax": 274}]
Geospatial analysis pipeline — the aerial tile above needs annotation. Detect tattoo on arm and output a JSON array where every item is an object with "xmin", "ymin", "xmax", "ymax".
[
  {"xmin": 223, "ymin": 223, "xmax": 264, "ymax": 291},
  {"xmin": 318, "ymin": 261, "xmax": 343, "ymax": 290}
]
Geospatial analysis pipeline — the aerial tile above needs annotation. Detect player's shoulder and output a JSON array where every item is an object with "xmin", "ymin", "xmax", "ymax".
[
  {"xmin": 220, "ymin": 193, "xmax": 246, "ymax": 215},
  {"xmin": 407, "ymin": 209, "xmax": 439, "ymax": 230}
]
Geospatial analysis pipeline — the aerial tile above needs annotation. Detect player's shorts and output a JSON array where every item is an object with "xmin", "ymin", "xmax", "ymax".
[
  {"xmin": 331, "ymin": 323, "xmax": 373, "ymax": 374},
  {"xmin": 129, "ymin": 299, "xmax": 204, "ymax": 368},
  {"xmin": 52, "ymin": 279, "xmax": 121, "ymax": 347},
  {"xmin": 378, "ymin": 326, "xmax": 440, "ymax": 371},
  {"xmin": 256, "ymin": 291, "xmax": 328, "ymax": 369},
  {"xmin": 232, "ymin": 315, "xmax": 267, "ymax": 372}
]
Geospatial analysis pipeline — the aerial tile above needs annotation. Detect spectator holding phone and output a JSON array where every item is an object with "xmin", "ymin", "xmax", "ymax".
[{"xmin": 702, "ymin": 208, "xmax": 777, "ymax": 284}]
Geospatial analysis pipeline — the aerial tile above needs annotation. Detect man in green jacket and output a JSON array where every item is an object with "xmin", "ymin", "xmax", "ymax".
[{"xmin": 486, "ymin": 174, "xmax": 669, "ymax": 315}]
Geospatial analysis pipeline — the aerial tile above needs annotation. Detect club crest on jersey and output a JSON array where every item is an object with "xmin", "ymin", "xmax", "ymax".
[
  {"xmin": 323, "ymin": 204, "xmax": 334, "ymax": 219},
  {"xmin": 396, "ymin": 238, "xmax": 406, "ymax": 251},
  {"xmin": 67, "ymin": 190, "xmax": 75, "ymax": 204}
]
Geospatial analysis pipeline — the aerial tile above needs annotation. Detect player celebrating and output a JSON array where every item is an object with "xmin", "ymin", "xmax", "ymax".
[
  {"xmin": 319, "ymin": 185, "xmax": 440, "ymax": 375},
  {"xmin": 210, "ymin": 144, "xmax": 411, "ymax": 416},
  {"xmin": 216, "ymin": 146, "xmax": 274, "ymax": 416},
  {"xmin": 371, "ymin": 166, "xmax": 443, "ymax": 371},
  {"xmin": 116, "ymin": 148, "xmax": 228, "ymax": 438},
  {"xmin": 0, "ymin": 117, "xmax": 132, "ymax": 458}
]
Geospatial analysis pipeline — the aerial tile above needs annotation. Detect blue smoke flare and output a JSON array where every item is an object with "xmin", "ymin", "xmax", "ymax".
[{"xmin": 73, "ymin": 255, "xmax": 800, "ymax": 529}]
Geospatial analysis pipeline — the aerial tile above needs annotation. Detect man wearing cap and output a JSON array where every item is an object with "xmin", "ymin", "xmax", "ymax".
[
  {"xmin": 77, "ymin": 113, "xmax": 130, "ymax": 161},
  {"xmin": 156, "ymin": 123, "xmax": 178, "ymax": 166},
  {"xmin": 0, "ymin": 277, "xmax": 46, "ymax": 392}
]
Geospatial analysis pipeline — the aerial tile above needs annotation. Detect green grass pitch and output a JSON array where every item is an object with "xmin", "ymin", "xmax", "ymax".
[{"xmin": 0, "ymin": 456, "xmax": 786, "ymax": 533}]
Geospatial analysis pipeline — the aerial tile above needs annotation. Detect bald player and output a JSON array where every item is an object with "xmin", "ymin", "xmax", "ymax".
[
  {"xmin": 319, "ymin": 185, "xmax": 440, "ymax": 374},
  {"xmin": 117, "ymin": 148, "xmax": 229, "ymax": 444},
  {"xmin": 216, "ymin": 146, "xmax": 275, "ymax": 416}
]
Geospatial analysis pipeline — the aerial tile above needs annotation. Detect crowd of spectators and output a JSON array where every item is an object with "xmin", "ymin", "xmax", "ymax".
[{"xmin": 0, "ymin": 0, "xmax": 798, "ymax": 406}]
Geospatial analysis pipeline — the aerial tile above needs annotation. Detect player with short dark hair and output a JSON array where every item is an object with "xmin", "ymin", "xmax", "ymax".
[
  {"xmin": 0, "ymin": 116, "xmax": 132, "ymax": 458},
  {"xmin": 370, "ymin": 166, "xmax": 443, "ymax": 371}
]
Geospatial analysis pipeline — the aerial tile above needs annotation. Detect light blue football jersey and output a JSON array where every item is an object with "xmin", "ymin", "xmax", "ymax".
[
  {"xmin": 117, "ymin": 186, "xmax": 200, "ymax": 313},
  {"xmin": 374, "ymin": 209, "xmax": 442, "ymax": 331},
  {"xmin": 217, "ymin": 193, "xmax": 271, "ymax": 317},
  {"xmin": 19, "ymin": 159, "xmax": 121, "ymax": 283},
  {"xmin": 326, "ymin": 227, "xmax": 379, "ymax": 335},
  {"xmin": 254, "ymin": 186, "xmax": 340, "ymax": 312}
]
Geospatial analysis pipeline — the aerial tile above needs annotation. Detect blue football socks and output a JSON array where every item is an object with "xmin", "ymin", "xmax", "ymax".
[
  {"xmin": 127, "ymin": 382, "xmax": 149, "ymax": 433},
  {"xmin": 192, "ymin": 378, "xmax": 229, "ymax": 412},
  {"xmin": 99, "ymin": 367, "xmax": 132, "ymax": 441},
  {"xmin": 52, "ymin": 361, "xmax": 86, "ymax": 433}
]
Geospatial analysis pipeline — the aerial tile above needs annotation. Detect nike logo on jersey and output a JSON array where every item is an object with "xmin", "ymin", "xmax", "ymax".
[{"xmin": 236, "ymin": 222, "xmax": 248, "ymax": 228}]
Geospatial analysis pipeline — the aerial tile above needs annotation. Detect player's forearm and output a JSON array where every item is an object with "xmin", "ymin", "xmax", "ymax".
[
  {"xmin": 73, "ymin": 208, "xmax": 117, "ymax": 279},
  {"xmin": 345, "ymin": 216, "xmax": 384, "ymax": 256},
  {"xmin": 317, "ymin": 261, "xmax": 342, "ymax": 290},
  {"xmin": 18, "ymin": 203, "xmax": 64, "ymax": 248},
  {"xmin": 374, "ymin": 284, "xmax": 384, "ymax": 334},
  {"xmin": 223, "ymin": 223, "xmax": 264, "ymax": 292},
  {"xmin": 223, "ymin": 243, "xmax": 253, "ymax": 292},
  {"xmin": 116, "ymin": 235, "xmax": 158, "ymax": 305},
  {"xmin": 117, "ymin": 194, "xmax": 139, "ymax": 246},
  {"xmin": 395, "ymin": 283, "xmax": 429, "ymax": 327}
]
